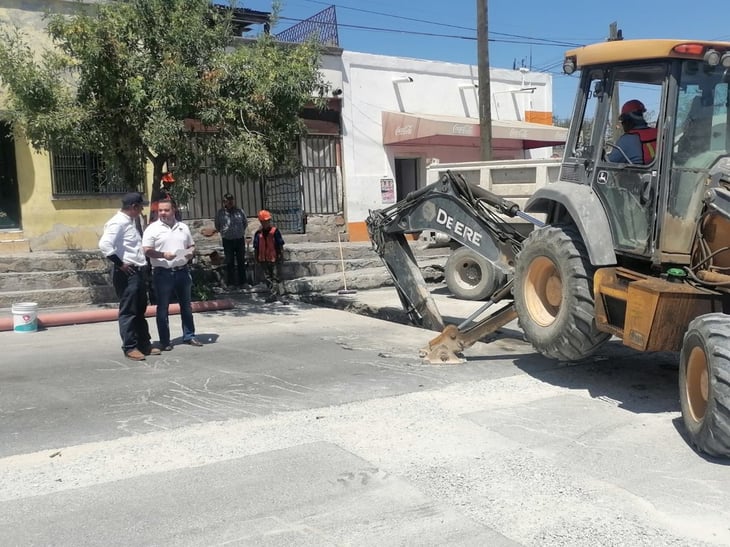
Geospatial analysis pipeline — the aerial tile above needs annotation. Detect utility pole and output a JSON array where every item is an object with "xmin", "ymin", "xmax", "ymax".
[{"xmin": 477, "ymin": 0, "xmax": 492, "ymax": 161}]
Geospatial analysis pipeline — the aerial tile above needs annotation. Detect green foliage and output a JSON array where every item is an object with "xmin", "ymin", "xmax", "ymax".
[
  {"xmin": 190, "ymin": 262, "xmax": 215, "ymax": 300},
  {"xmin": 0, "ymin": 0, "xmax": 327, "ymax": 193},
  {"xmin": 167, "ymin": 174, "xmax": 196, "ymax": 212},
  {"xmin": 191, "ymin": 277, "xmax": 214, "ymax": 301}
]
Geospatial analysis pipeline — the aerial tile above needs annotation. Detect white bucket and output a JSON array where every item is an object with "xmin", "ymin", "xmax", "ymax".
[{"xmin": 12, "ymin": 302, "xmax": 38, "ymax": 333}]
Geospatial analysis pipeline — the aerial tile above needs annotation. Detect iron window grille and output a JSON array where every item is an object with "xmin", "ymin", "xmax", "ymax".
[{"xmin": 50, "ymin": 146, "xmax": 140, "ymax": 196}]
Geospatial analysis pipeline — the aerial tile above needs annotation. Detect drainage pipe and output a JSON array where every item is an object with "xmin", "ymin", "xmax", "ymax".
[{"xmin": 0, "ymin": 299, "xmax": 236, "ymax": 332}]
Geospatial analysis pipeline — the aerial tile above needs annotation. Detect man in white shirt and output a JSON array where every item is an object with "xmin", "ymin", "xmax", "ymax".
[
  {"xmin": 142, "ymin": 199, "xmax": 202, "ymax": 350},
  {"xmin": 99, "ymin": 192, "xmax": 161, "ymax": 361}
]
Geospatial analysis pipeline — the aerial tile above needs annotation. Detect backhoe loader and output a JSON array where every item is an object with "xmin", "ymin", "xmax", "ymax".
[{"xmin": 366, "ymin": 39, "xmax": 730, "ymax": 457}]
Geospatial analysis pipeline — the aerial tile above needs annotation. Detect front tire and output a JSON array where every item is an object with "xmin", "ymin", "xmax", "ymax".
[
  {"xmin": 679, "ymin": 314, "xmax": 730, "ymax": 457},
  {"xmin": 513, "ymin": 225, "xmax": 610, "ymax": 361}
]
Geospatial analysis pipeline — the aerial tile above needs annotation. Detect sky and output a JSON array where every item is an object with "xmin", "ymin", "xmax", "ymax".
[{"xmin": 240, "ymin": 0, "xmax": 730, "ymax": 121}]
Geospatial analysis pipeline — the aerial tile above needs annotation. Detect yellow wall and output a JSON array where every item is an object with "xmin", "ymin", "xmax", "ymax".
[
  {"xmin": 14, "ymin": 132, "xmax": 153, "ymax": 251},
  {"xmin": 2, "ymin": 2, "xmax": 155, "ymax": 251}
]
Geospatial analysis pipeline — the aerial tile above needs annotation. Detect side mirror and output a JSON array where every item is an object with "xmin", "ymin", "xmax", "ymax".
[{"xmin": 593, "ymin": 81, "xmax": 604, "ymax": 98}]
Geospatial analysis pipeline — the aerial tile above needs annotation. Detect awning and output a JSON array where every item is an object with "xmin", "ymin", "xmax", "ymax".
[{"xmin": 382, "ymin": 111, "xmax": 568, "ymax": 150}]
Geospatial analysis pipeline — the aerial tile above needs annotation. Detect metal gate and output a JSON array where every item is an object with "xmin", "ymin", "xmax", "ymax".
[
  {"xmin": 300, "ymin": 135, "xmax": 340, "ymax": 214},
  {"xmin": 185, "ymin": 168, "xmax": 262, "ymax": 223},
  {"xmin": 263, "ymin": 170, "xmax": 304, "ymax": 233},
  {"xmin": 185, "ymin": 134, "xmax": 341, "ymax": 234}
]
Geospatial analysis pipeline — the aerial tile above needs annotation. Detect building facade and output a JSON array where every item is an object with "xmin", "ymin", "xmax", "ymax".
[
  {"xmin": 0, "ymin": 1, "xmax": 564, "ymax": 252},
  {"xmin": 335, "ymin": 50, "xmax": 564, "ymax": 240}
]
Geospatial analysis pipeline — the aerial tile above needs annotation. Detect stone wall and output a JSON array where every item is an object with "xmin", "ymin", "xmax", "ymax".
[{"xmin": 303, "ymin": 213, "xmax": 347, "ymax": 242}]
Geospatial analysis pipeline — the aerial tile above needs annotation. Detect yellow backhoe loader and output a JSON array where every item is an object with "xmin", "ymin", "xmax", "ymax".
[{"xmin": 367, "ymin": 38, "xmax": 730, "ymax": 457}]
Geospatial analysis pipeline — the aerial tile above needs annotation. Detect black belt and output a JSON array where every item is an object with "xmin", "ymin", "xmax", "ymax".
[{"xmin": 156, "ymin": 265, "xmax": 188, "ymax": 272}]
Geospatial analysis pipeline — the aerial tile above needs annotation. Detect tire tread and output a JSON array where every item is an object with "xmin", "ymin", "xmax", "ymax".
[
  {"xmin": 515, "ymin": 225, "xmax": 610, "ymax": 361},
  {"xmin": 680, "ymin": 313, "xmax": 730, "ymax": 457}
]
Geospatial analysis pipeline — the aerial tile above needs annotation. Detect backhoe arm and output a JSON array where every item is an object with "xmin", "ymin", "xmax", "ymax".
[
  {"xmin": 366, "ymin": 171, "xmax": 537, "ymax": 336},
  {"xmin": 420, "ymin": 282, "xmax": 518, "ymax": 364}
]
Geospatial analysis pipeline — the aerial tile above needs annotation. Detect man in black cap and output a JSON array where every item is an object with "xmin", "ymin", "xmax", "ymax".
[
  {"xmin": 214, "ymin": 192, "xmax": 248, "ymax": 287},
  {"xmin": 98, "ymin": 192, "xmax": 161, "ymax": 361}
]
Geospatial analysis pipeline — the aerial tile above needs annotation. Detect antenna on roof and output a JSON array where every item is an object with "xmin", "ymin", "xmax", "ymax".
[{"xmin": 608, "ymin": 22, "xmax": 624, "ymax": 42}]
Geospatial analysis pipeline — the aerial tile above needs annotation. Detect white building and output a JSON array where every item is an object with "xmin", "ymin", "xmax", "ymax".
[{"xmin": 324, "ymin": 51, "xmax": 565, "ymax": 241}]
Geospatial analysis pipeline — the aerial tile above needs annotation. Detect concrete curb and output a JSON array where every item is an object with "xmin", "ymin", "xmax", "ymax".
[{"xmin": 0, "ymin": 298, "xmax": 236, "ymax": 332}]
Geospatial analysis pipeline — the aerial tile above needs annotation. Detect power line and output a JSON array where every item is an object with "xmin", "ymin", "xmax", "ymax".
[
  {"xmin": 295, "ymin": 0, "xmax": 477, "ymax": 32},
  {"xmin": 277, "ymin": 16, "xmax": 579, "ymax": 48},
  {"xmin": 284, "ymin": 1, "xmax": 585, "ymax": 48},
  {"xmin": 533, "ymin": 59, "xmax": 565, "ymax": 73}
]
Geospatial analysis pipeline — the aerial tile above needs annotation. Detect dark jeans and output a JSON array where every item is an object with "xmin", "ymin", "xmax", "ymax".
[
  {"xmin": 260, "ymin": 262, "xmax": 281, "ymax": 295},
  {"xmin": 153, "ymin": 267, "xmax": 196, "ymax": 345},
  {"xmin": 222, "ymin": 237, "xmax": 247, "ymax": 285},
  {"xmin": 112, "ymin": 265, "xmax": 151, "ymax": 353}
]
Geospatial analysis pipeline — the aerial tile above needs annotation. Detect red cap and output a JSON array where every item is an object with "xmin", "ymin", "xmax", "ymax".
[
  {"xmin": 620, "ymin": 99, "xmax": 646, "ymax": 117},
  {"xmin": 257, "ymin": 209, "xmax": 272, "ymax": 221},
  {"xmin": 161, "ymin": 172, "xmax": 175, "ymax": 184}
]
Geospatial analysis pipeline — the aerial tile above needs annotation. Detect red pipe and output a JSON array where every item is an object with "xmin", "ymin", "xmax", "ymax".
[{"xmin": 0, "ymin": 299, "xmax": 236, "ymax": 332}]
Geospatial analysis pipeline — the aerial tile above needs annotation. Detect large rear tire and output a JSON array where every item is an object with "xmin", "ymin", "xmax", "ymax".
[
  {"xmin": 679, "ymin": 314, "xmax": 730, "ymax": 457},
  {"xmin": 513, "ymin": 225, "xmax": 610, "ymax": 361},
  {"xmin": 444, "ymin": 247, "xmax": 504, "ymax": 301}
]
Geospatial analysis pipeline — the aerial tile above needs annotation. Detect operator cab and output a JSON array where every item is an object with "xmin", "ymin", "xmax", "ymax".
[{"xmin": 561, "ymin": 40, "xmax": 730, "ymax": 267}]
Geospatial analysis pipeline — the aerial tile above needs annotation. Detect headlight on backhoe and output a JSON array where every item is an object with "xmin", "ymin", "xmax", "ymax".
[{"xmin": 704, "ymin": 49, "xmax": 721, "ymax": 66}]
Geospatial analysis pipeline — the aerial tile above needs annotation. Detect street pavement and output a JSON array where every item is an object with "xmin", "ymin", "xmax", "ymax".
[{"xmin": 1, "ymin": 286, "xmax": 730, "ymax": 546}]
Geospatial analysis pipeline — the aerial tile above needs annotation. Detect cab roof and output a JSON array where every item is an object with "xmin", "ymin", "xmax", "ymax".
[{"xmin": 565, "ymin": 39, "xmax": 730, "ymax": 67}]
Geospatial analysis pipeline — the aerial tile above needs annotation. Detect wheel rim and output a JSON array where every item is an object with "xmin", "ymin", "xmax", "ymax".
[
  {"xmin": 524, "ymin": 256, "xmax": 562, "ymax": 327},
  {"xmin": 456, "ymin": 260, "xmax": 481, "ymax": 288},
  {"xmin": 686, "ymin": 346, "xmax": 709, "ymax": 423}
]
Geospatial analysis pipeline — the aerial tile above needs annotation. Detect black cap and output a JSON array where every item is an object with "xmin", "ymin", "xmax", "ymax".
[
  {"xmin": 223, "ymin": 193, "xmax": 234, "ymax": 200},
  {"xmin": 121, "ymin": 192, "xmax": 149, "ymax": 208}
]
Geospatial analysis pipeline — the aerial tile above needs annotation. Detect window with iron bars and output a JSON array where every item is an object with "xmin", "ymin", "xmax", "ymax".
[{"xmin": 50, "ymin": 146, "xmax": 140, "ymax": 196}]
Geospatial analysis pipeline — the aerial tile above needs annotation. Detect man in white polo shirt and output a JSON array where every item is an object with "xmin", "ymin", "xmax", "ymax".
[{"xmin": 142, "ymin": 199, "xmax": 202, "ymax": 350}]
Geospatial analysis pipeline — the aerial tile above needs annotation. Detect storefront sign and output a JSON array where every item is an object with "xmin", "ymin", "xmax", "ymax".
[{"xmin": 380, "ymin": 177, "xmax": 395, "ymax": 204}]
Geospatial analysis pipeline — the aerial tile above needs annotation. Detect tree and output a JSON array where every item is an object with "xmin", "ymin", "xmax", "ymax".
[{"xmin": 0, "ymin": 0, "xmax": 327, "ymax": 199}]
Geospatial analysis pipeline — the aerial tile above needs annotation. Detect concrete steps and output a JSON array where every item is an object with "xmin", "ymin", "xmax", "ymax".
[
  {"xmin": 0, "ymin": 251, "xmax": 114, "ymax": 308},
  {"xmin": 0, "ymin": 286, "xmax": 117, "ymax": 308},
  {"xmin": 0, "ymin": 230, "xmax": 30, "ymax": 254},
  {"xmin": 0, "ymin": 242, "xmax": 447, "ymax": 310},
  {"xmin": 0, "ymin": 270, "xmax": 111, "ymax": 291},
  {"xmin": 283, "ymin": 257, "xmax": 446, "ymax": 295},
  {"xmin": 0, "ymin": 251, "xmax": 108, "ymax": 273}
]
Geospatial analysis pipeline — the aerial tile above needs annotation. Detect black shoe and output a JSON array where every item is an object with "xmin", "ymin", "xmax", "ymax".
[
  {"xmin": 264, "ymin": 295, "xmax": 277, "ymax": 303},
  {"xmin": 185, "ymin": 338, "xmax": 203, "ymax": 347},
  {"xmin": 140, "ymin": 345, "xmax": 162, "ymax": 356},
  {"xmin": 161, "ymin": 344, "xmax": 173, "ymax": 351}
]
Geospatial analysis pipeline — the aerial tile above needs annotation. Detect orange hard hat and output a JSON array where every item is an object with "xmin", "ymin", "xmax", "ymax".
[
  {"xmin": 161, "ymin": 172, "xmax": 175, "ymax": 184},
  {"xmin": 257, "ymin": 209, "xmax": 272, "ymax": 221}
]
